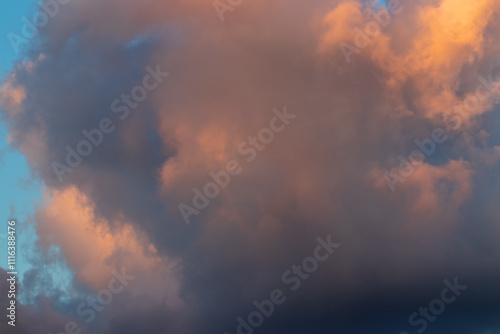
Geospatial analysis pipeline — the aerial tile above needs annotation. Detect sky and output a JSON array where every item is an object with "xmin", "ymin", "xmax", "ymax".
[
  {"xmin": 1, "ymin": 0, "xmax": 500, "ymax": 334},
  {"xmin": 0, "ymin": 0, "xmax": 43, "ymax": 292}
]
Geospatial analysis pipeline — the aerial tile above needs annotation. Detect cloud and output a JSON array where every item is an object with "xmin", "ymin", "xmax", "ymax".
[
  {"xmin": 36, "ymin": 187, "xmax": 182, "ymax": 305},
  {"xmin": 1, "ymin": 0, "xmax": 500, "ymax": 333}
]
